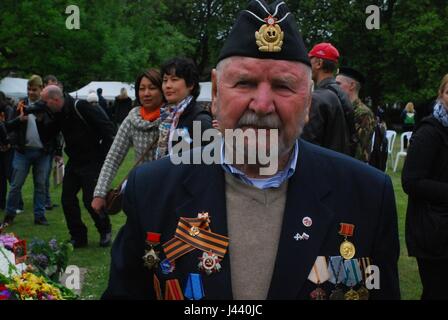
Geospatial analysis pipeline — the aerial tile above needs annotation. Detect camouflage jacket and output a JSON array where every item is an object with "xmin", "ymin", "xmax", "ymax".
[{"xmin": 353, "ymin": 98, "xmax": 375, "ymax": 162}]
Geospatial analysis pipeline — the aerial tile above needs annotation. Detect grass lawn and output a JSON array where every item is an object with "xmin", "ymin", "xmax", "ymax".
[{"xmin": 2, "ymin": 147, "xmax": 421, "ymax": 299}]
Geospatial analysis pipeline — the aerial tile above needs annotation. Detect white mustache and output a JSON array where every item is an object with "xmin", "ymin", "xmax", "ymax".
[{"xmin": 237, "ymin": 111, "xmax": 282, "ymax": 129}]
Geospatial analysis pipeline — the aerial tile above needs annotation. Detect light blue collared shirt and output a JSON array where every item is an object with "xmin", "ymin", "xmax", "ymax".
[{"xmin": 221, "ymin": 141, "xmax": 299, "ymax": 190}]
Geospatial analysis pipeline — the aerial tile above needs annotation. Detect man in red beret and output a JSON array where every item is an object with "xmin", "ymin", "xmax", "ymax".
[{"xmin": 307, "ymin": 42, "xmax": 357, "ymax": 157}]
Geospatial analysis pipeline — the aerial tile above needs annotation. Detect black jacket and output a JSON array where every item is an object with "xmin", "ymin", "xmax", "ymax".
[
  {"xmin": 318, "ymin": 77, "xmax": 357, "ymax": 156},
  {"xmin": 113, "ymin": 96, "xmax": 133, "ymax": 124},
  {"xmin": 403, "ymin": 116, "xmax": 448, "ymax": 258},
  {"xmin": 103, "ymin": 139, "xmax": 400, "ymax": 300},
  {"xmin": 302, "ymin": 89, "xmax": 350, "ymax": 155},
  {"xmin": 57, "ymin": 94, "xmax": 116, "ymax": 164},
  {"xmin": 5, "ymin": 99, "xmax": 61, "ymax": 155}
]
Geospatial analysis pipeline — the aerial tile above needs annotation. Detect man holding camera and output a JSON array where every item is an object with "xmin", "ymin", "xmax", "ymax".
[
  {"xmin": 2, "ymin": 75, "xmax": 61, "ymax": 226},
  {"xmin": 40, "ymin": 85, "xmax": 116, "ymax": 248}
]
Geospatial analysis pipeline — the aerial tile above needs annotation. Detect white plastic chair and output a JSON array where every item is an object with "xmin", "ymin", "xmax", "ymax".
[
  {"xmin": 393, "ymin": 131, "xmax": 413, "ymax": 172},
  {"xmin": 385, "ymin": 130, "xmax": 397, "ymax": 170}
]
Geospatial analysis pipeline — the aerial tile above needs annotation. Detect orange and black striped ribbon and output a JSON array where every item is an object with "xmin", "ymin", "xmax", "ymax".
[
  {"xmin": 153, "ymin": 274, "xmax": 162, "ymax": 300},
  {"xmin": 165, "ymin": 279, "xmax": 184, "ymax": 300},
  {"xmin": 358, "ymin": 257, "xmax": 372, "ymax": 282},
  {"xmin": 163, "ymin": 217, "xmax": 229, "ymax": 263}
]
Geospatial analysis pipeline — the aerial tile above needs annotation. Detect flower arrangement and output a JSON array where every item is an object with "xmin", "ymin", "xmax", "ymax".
[
  {"xmin": 27, "ymin": 238, "xmax": 73, "ymax": 282},
  {"xmin": 0, "ymin": 229, "xmax": 77, "ymax": 300}
]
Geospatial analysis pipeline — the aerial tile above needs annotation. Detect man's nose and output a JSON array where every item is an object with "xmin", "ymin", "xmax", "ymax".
[{"xmin": 248, "ymin": 83, "xmax": 275, "ymax": 115}]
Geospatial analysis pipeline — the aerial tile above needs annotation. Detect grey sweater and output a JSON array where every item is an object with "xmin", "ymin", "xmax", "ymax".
[
  {"xmin": 94, "ymin": 107, "xmax": 160, "ymax": 198},
  {"xmin": 225, "ymin": 173, "xmax": 288, "ymax": 300}
]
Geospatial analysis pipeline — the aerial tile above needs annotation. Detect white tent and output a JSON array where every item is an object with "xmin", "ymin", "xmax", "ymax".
[
  {"xmin": 70, "ymin": 81, "xmax": 135, "ymax": 101},
  {"xmin": 0, "ymin": 77, "xmax": 28, "ymax": 100},
  {"xmin": 198, "ymin": 82, "xmax": 212, "ymax": 102}
]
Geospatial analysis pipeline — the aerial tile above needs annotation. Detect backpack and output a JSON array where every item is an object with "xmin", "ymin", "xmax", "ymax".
[{"xmin": 369, "ymin": 121, "xmax": 388, "ymax": 171}]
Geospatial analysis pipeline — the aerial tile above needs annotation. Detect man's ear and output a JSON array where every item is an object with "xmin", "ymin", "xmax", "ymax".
[{"xmin": 211, "ymin": 69, "xmax": 218, "ymax": 116}]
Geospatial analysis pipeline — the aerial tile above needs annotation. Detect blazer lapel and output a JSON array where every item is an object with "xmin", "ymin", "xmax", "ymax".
[
  {"xmin": 267, "ymin": 141, "xmax": 336, "ymax": 299},
  {"xmin": 174, "ymin": 163, "xmax": 233, "ymax": 300}
]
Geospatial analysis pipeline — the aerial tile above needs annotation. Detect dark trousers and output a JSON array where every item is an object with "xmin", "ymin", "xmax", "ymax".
[
  {"xmin": 61, "ymin": 160, "xmax": 111, "ymax": 242},
  {"xmin": 0, "ymin": 150, "xmax": 13, "ymax": 210},
  {"xmin": 417, "ymin": 258, "xmax": 448, "ymax": 300}
]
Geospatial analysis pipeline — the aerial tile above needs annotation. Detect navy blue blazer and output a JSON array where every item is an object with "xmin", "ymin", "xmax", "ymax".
[{"xmin": 102, "ymin": 139, "xmax": 400, "ymax": 300}]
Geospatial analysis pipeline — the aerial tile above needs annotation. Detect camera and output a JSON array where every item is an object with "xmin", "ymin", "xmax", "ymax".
[{"xmin": 23, "ymin": 100, "xmax": 47, "ymax": 115}]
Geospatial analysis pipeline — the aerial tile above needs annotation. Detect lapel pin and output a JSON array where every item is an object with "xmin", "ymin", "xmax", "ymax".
[
  {"xmin": 294, "ymin": 232, "xmax": 310, "ymax": 241},
  {"xmin": 302, "ymin": 217, "xmax": 313, "ymax": 227}
]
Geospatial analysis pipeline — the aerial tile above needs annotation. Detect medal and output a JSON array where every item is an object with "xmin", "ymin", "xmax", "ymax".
[
  {"xmin": 328, "ymin": 256, "xmax": 345, "ymax": 285},
  {"xmin": 308, "ymin": 256, "xmax": 329, "ymax": 300},
  {"xmin": 359, "ymin": 257, "xmax": 372, "ymax": 282},
  {"xmin": 340, "ymin": 240, "xmax": 356, "ymax": 260},
  {"xmin": 329, "ymin": 287, "xmax": 345, "ymax": 300},
  {"xmin": 143, "ymin": 232, "xmax": 161, "ymax": 270},
  {"xmin": 338, "ymin": 223, "xmax": 356, "ymax": 260},
  {"xmin": 184, "ymin": 273, "xmax": 205, "ymax": 300},
  {"xmin": 343, "ymin": 259, "xmax": 362, "ymax": 287},
  {"xmin": 160, "ymin": 258, "xmax": 175, "ymax": 275},
  {"xmin": 165, "ymin": 279, "xmax": 184, "ymax": 300},
  {"xmin": 143, "ymin": 248, "xmax": 160, "ymax": 269},
  {"xmin": 198, "ymin": 251, "xmax": 222, "ymax": 275},
  {"xmin": 163, "ymin": 216, "xmax": 229, "ymax": 263},
  {"xmin": 357, "ymin": 285, "xmax": 370, "ymax": 300},
  {"xmin": 310, "ymin": 287, "xmax": 327, "ymax": 300},
  {"xmin": 344, "ymin": 288, "xmax": 360, "ymax": 300},
  {"xmin": 153, "ymin": 274, "xmax": 162, "ymax": 300}
]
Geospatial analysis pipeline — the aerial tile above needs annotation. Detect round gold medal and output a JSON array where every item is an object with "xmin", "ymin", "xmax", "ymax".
[
  {"xmin": 344, "ymin": 288, "xmax": 360, "ymax": 300},
  {"xmin": 340, "ymin": 240, "xmax": 356, "ymax": 260},
  {"xmin": 357, "ymin": 286, "xmax": 370, "ymax": 300}
]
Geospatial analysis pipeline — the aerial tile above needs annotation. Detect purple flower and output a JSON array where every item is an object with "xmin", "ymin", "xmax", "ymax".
[
  {"xmin": 49, "ymin": 239, "xmax": 58, "ymax": 251},
  {"xmin": 0, "ymin": 234, "xmax": 19, "ymax": 250},
  {"xmin": 29, "ymin": 253, "xmax": 49, "ymax": 269}
]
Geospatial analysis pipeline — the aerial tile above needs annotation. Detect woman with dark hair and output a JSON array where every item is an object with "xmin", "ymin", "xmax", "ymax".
[
  {"xmin": 156, "ymin": 57, "xmax": 213, "ymax": 158},
  {"xmin": 91, "ymin": 69, "xmax": 165, "ymax": 214},
  {"xmin": 402, "ymin": 73, "xmax": 448, "ymax": 299}
]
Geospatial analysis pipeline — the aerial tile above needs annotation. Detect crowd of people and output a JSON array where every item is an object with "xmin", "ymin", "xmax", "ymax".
[{"xmin": 0, "ymin": 0, "xmax": 447, "ymax": 300}]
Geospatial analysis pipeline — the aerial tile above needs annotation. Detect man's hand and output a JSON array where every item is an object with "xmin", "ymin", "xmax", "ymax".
[{"xmin": 91, "ymin": 197, "xmax": 106, "ymax": 214}]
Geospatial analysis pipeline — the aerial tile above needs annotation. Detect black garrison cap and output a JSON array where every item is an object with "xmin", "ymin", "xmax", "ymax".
[
  {"xmin": 218, "ymin": 0, "xmax": 310, "ymax": 66},
  {"xmin": 338, "ymin": 67, "xmax": 366, "ymax": 86}
]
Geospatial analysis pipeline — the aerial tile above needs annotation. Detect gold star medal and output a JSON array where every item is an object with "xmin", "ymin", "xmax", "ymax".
[
  {"xmin": 143, "ymin": 232, "xmax": 161, "ymax": 270},
  {"xmin": 339, "ymin": 223, "xmax": 356, "ymax": 260},
  {"xmin": 255, "ymin": 15, "xmax": 284, "ymax": 52}
]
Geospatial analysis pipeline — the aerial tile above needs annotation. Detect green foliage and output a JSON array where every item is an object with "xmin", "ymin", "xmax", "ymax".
[{"xmin": 1, "ymin": 0, "xmax": 446, "ymax": 105}]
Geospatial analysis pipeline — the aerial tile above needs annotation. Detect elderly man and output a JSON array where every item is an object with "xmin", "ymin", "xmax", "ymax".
[
  {"xmin": 40, "ymin": 85, "xmax": 116, "ymax": 248},
  {"xmin": 103, "ymin": 0, "xmax": 399, "ymax": 300}
]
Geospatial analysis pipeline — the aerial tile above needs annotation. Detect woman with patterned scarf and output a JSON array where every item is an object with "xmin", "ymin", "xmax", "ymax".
[
  {"xmin": 155, "ymin": 57, "xmax": 213, "ymax": 159},
  {"xmin": 91, "ymin": 69, "xmax": 165, "ymax": 215},
  {"xmin": 402, "ymin": 73, "xmax": 448, "ymax": 300}
]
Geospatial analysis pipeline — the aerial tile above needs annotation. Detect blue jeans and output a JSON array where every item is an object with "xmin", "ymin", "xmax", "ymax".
[
  {"xmin": 45, "ymin": 154, "xmax": 54, "ymax": 206},
  {"xmin": 5, "ymin": 149, "xmax": 51, "ymax": 219}
]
